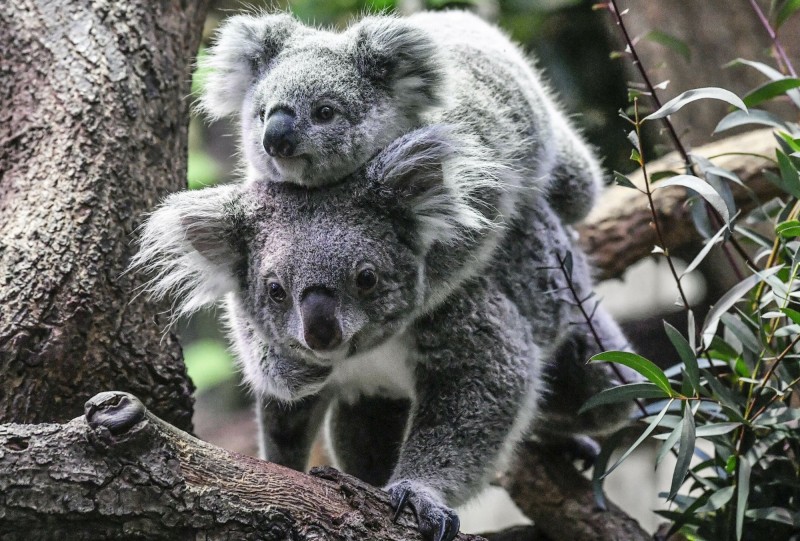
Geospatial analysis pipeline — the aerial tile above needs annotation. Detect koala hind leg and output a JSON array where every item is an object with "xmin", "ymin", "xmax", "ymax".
[
  {"xmin": 326, "ymin": 394, "xmax": 411, "ymax": 487},
  {"xmin": 534, "ymin": 306, "xmax": 637, "ymax": 440},
  {"xmin": 256, "ymin": 391, "xmax": 332, "ymax": 471}
]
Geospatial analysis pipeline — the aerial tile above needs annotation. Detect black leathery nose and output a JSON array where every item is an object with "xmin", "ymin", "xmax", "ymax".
[
  {"xmin": 263, "ymin": 110, "xmax": 298, "ymax": 158},
  {"xmin": 301, "ymin": 289, "xmax": 342, "ymax": 351}
]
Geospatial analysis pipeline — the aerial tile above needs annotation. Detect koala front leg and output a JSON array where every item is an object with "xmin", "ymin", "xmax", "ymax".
[
  {"xmin": 386, "ymin": 286, "xmax": 541, "ymax": 541},
  {"xmin": 256, "ymin": 391, "xmax": 331, "ymax": 470}
]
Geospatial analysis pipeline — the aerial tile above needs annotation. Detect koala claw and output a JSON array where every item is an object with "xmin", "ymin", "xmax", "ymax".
[
  {"xmin": 387, "ymin": 481, "xmax": 460, "ymax": 541},
  {"xmin": 547, "ymin": 435, "xmax": 601, "ymax": 471}
]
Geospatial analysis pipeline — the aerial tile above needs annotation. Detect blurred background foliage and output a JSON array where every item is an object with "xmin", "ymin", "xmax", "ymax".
[{"xmin": 182, "ymin": 0, "xmax": 631, "ymax": 394}]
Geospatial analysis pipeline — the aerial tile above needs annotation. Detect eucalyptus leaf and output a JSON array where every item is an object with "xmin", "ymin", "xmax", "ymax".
[
  {"xmin": 602, "ymin": 399, "xmax": 674, "ymax": 479},
  {"xmin": 776, "ymin": 220, "xmax": 800, "ymax": 238},
  {"xmin": 720, "ymin": 313, "xmax": 761, "ymax": 354},
  {"xmin": 657, "ymin": 421, "xmax": 683, "ymax": 467},
  {"xmin": 592, "ymin": 427, "xmax": 632, "ymax": 510},
  {"xmin": 777, "ymin": 0, "xmax": 800, "ymax": 28},
  {"xmin": 613, "ymin": 171, "xmax": 637, "ymax": 189},
  {"xmin": 654, "ymin": 174, "xmax": 730, "ymax": 224},
  {"xmin": 590, "ymin": 351, "xmax": 675, "ymax": 397},
  {"xmin": 645, "ymin": 87, "xmax": 747, "ymax": 121},
  {"xmin": 728, "ymin": 58, "xmax": 800, "ymax": 108},
  {"xmin": 702, "ymin": 266, "xmax": 782, "ymax": 349},
  {"xmin": 736, "ymin": 457, "xmax": 751, "ymax": 540},
  {"xmin": 669, "ymin": 404, "xmax": 696, "ymax": 500},
  {"xmin": 695, "ymin": 485, "xmax": 735, "ymax": 514},
  {"xmin": 781, "ymin": 307, "xmax": 800, "ymax": 325},
  {"xmin": 664, "ymin": 321, "xmax": 700, "ymax": 394},
  {"xmin": 694, "ymin": 422, "xmax": 740, "ymax": 438},
  {"xmin": 745, "ymin": 506, "xmax": 797, "ymax": 526},
  {"xmin": 743, "ymin": 78, "xmax": 800, "ymax": 107},
  {"xmin": 579, "ymin": 382, "xmax": 669, "ymax": 414},
  {"xmin": 682, "ymin": 223, "xmax": 727, "ymax": 277},
  {"xmin": 714, "ymin": 109, "xmax": 791, "ymax": 133}
]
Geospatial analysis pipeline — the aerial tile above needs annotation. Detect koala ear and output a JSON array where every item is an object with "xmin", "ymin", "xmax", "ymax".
[
  {"xmin": 130, "ymin": 184, "xmax": 249, "ymax": 319},
  {"xmin": 351, "ymin": 17, "xmax": 444, "ymax": 117},
  {"xmin": 370, "ymin": 125, "xmax": 498, "ymax": 248},
  {"xmin": 199, "ymin": 13, "xmax": 298, "ymax": 119}
]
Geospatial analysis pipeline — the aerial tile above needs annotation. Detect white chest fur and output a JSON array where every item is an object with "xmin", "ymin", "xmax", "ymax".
[{"xmin": 329, "ymin": 333, "xmax": 416, "ymax": 404}]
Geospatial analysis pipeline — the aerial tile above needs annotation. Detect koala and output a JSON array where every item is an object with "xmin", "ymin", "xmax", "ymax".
[
  {"xmin": 199, "ymin": 9, "xmax": 603, "ymax": 225},
  {"xmin": 133, "ymin": 126, "xmax": 634, "ymax": 541}
]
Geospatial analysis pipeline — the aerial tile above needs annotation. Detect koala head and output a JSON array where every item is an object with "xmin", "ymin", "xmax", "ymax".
[
  {"xmin": 134, "ymin": 126, "xmax": 498, "ymax": 362},
  {"xmin": 198, "ymin": 13, "xmax": 444, "ymax": 187}
]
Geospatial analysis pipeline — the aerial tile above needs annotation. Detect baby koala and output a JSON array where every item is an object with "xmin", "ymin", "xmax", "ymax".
[
  {"xmin": 200, "ymin": 9, "xmax": 603, "ymax": 225},
  {"xmin": 134, "ymin": 126, "xmax": 633, "ymax": 541}
]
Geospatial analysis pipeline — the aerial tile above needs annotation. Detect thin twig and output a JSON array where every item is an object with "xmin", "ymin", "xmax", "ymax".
[
  {"xmin": 555, "ymin": 252, "xmax": 649, "ymax": 418},
  {"xmin": 747, "ymin": 0, "xmax": 798, "ymax": 77}
]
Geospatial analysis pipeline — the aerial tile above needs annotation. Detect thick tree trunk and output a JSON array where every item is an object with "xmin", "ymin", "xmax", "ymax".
[{"xmin": 0, "ymin": 1, "xmax": 208, "ymax": 429}]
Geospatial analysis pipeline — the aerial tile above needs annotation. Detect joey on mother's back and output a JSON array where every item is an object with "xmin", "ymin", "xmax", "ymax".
[{"xmin": 133, "ymin": 126, "xmax": 634, "ymax": 541}]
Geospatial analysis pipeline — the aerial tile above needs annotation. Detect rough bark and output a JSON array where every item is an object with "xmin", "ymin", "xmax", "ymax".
[
  {"xmin": 579, "ymin": 128, "xmax": 782, "ymax": 280},
  {"xmin": 0, "ymin": 391, "xmax": 484, "ymax": 541},
  {"xmin": 0, "ymin": 1, "xmax": 208, "ymax": 429},
  {"xmin": 502, "ymin": 442, "xmax": 650, "ymax": 541}
]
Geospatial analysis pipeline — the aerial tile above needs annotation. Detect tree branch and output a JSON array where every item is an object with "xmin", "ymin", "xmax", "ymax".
[
  {"xmin": 0, "ymin": 391, "xmax": 485, "ymax": 541},
  {"xmin": 579, "ymin": 129, "xmax": 781, "ymax": 280},
  {"xmin": 501, "ymin": 442, "xmax": 650, "ymax": 541}
]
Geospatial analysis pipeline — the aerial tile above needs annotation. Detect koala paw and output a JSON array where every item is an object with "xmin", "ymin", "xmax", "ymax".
[
  {"xmin": 549, "ymin": 435, "xmax": 601, "ymax": 471},
  {"xmin": 387, "ymin": 480, "xmax": 460, "ymax": 541}
]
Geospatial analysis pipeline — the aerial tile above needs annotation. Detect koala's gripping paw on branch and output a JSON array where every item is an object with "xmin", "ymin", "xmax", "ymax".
[{"xmin": 388, "ymin": 480, "xmax": 461, "ymax": 541}]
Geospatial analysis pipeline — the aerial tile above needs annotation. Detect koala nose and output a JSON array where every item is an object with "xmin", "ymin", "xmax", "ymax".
[
  {"xmin": 263, "ymin": 110, "xmax": 298, "ymax": 158},
  {"xmin": 301, "ymin": 288, "xmax": 342, "ymax": 352}
]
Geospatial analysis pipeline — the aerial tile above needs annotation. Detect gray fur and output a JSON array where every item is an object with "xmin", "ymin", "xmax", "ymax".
[
  {"xmin": 199, "ymin": 10, "xmax": 603, "ymax": 225},
  {"xmin": 133, "ymin": 126, "xmax": 632, "ymax": 541}
]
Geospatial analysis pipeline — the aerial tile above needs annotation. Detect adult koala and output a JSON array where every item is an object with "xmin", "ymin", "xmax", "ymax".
[
  {"xmin": 134, "ymin": 126, "xmax": 633, "ymax": 541},
  {"xmin": 199, "ymin": 9, "xmax": 602, "ymax": 225}
]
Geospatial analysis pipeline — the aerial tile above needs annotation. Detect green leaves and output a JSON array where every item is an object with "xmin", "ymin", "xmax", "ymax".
[
  {"xmin": 743, "ymin": 78, "xmax": 800, "ymax": 107},
  {"xmin": 590, "ymin": 351, "xmax": 675, "ymax": 397},
  {"xmin": 579, "ymin": 382, "xmax": 670, "ymax": 413},
  {"xmin": 669, "ymin": 404, "xmax": 696, "ymax": 501},
  {"xmin": 653, "ymin": 174, "xmax": 730, "ymax": 224},
  {"xmin": 664, "ymin": 322, "xmax": 700, "ymax": 394},
  {"xmin": 776, "ymin": 0, "xmax": 800, "ymax": 28},
  {"xmin": 701, "ymin": 266, "xmax": 782, "ymax": 349},
  {"xmin": 644, "ymin": 87, "xmax": 747, "ymax": 121},
  {"xmin": 714, "ymin": 109, "xmax": 791, "ymax": 133},
  {"xmin": 737, "ymin": 458, "xmax": 752, "ymax": 540}
]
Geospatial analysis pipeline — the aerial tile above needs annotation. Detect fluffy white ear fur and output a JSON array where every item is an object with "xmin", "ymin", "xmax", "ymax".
[
  {"xmin": 370, "ymin": 125, "xmax": 508, "ymax": 249},
  {"xmin": 130, "ymin": 184, "xmax": 247, "ymax": 320},
  {"xmin": 351, "ymin": 17, "xmax": 444, "ymax": 116},
  {"xmin": 198, "ymin": 13, "xmax": 298, "ymax": 120}
]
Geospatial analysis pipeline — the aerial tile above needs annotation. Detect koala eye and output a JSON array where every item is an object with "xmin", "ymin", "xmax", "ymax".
[
  {"xmin": 257, "ymin": 106, "xmax": 267, "ymax": 121},
  {"xmin": 312, "ymin": 105, "xmax": 335, "ymax": 123},
  {"xmin": 355, "ymin": 266, "xmax": 378, "ymax": 294},
  {"xmin": 268, "ymin": 281, "xmax": 287, "ymax": 304}
]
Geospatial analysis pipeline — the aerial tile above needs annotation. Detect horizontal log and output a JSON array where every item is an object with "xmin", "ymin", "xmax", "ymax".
[{"xmin": 0, "ymin": 391, "xmax": 483, "ymax": 541}]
